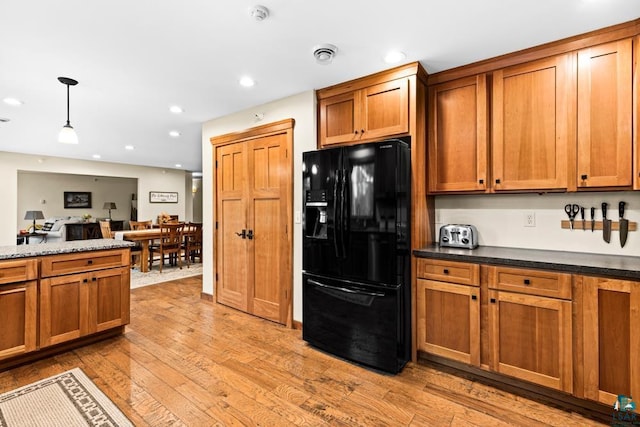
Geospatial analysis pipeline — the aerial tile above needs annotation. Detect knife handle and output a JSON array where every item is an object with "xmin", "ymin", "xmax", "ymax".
[
  {"xmin": 580, "ymin": 206, "xmax": 584, "ymax": 220},
  {"xmin": 590, "ymin": 206, "xmax": 595, "ymax": 219},
  {"xmin": 619, "ymin": 201, "xmax": 626, "ymax": 218},
  {"xmin": 602, "ymin": 202, "xmax": 608, "ymax": 220}
]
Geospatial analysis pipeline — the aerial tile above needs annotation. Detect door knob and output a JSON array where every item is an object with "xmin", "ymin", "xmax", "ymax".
[
  {"xmin": 235, "ymin": 229, "xmax": 246, "ymax": 239},
  {"xmin": 247, "ymin": 230, "xmax": 254, "ymax": 240}
]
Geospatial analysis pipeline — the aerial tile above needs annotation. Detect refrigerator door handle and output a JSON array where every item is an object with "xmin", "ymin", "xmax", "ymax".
[
  {"xmin": 307, "ymin": 279, "xmax": 385, "ymax": 297},
  {"xmin": 332, "ymin": 169, "xmax": 341, "ymax": 258},
  {"xmin": 340, "ymin": 168, "xmax": 348, "ymax": 258}
]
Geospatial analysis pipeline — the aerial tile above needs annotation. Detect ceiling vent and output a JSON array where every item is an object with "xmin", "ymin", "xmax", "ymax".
[
  {"xmin": 249, "ymin": 5, "xmax": 269, "ymax": 21},
  {"xmin": 313, "ymin": 44, "xmax": 338, "ymax": 65}
]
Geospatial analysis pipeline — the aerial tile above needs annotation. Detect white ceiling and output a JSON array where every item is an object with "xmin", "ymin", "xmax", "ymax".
[{"xmin": 1, "ymin": 1, "xmax": 638, "ymax": 173}]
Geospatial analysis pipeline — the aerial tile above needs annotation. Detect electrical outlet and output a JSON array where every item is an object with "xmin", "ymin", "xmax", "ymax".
[{"xmin": 524, "ymin": 212, "xmax": 536, "ymax": 227}]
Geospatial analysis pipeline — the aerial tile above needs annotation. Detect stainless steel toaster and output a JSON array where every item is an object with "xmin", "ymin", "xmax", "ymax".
[{"xmin": 439, "ymin": 224, "xmax": 479, "ymax": 249}]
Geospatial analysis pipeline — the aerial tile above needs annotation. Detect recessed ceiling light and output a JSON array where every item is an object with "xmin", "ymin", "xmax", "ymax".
[
  {"xmin": 239, "ymin": 76, "xmax": 255, "ymax": 87},
  {"xmin": 169, "ymin": 105, "xmax": 183, "ymax": 114},
  {"xmin": 92, "ymin": 154, "xmax": 101, "ymax": 159},
  {"xmin": 3, "ymin": 97, "xmax": 23, "ymax": 106},
  {"xmin": 125, "ymin": 145, "xmax": 135, "ymax": 150},
  {"xmin": 383, "ymin": 51, "xmax": 406, "ymax": 64},
  {"xmin": 175, "ymin": 163, "xmax": 182, "ymax": 168},
  {"xmin": 169, "ymin": 130, "xmax": 181, "ymax": 138}
]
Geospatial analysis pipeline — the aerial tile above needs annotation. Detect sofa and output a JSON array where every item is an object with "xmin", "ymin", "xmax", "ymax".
[{"xmin": 41, "ymin": 217, "xmax": 83, "ymax": 243}]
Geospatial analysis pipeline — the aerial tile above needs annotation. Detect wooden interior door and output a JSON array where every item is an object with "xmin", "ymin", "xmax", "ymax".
[
  {"xmin": 577, "ymin": 38, "xmax": 633, "ymax": 188},
  {"xmin": 213, "ymin": 119, "xmax": 294, "ymax": 326},
  {"xmin": 247, "ymin": 132, "xmax": 291, "ymax": 324},
  {"xmin": 216, "ymin": 142, "xmax": 249, "ymax": 312},
  {"xmin": 492, "ymin": 54, "xmax": 573, "ymax": 191},
  {"xmin": 582, "ymin": 276, "xmax": 640, "ymax": 405}
]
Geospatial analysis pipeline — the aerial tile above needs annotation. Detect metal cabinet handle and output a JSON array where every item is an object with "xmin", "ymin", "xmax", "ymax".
[
  {"xmin": 247, "ymin": 230, "xmax": 254, "ymax": 240},
  {"xmin": 495, "ymin": 179, "xmax": 501, "ymax": 184},
  {"xmin": 581, "ymin": 174, "xmax": 588, "ymax": 180},
  {"xmin": 443, "ymin": 269, "xmax": 449, "ymax": 274},
  {"xmin": 471, "ymin": 295, "xmax": 477, "ymax": 300},
  {"xmin": 479, "ymin": 179, "xmax": 484, "ymax": 184},
  {"xmin": 83, "ymin": 278, "xmax": 88, "ymax": 283},
  {"xmin": 490, "ymin": 298, "xmax": 496, "ymax": 303},
  {"xmin": 87, "ymin": 259, "xmax": 93, "ymax": 265},
  {"xmin": 524, "ymin": 279, "xmax": 530, "ymax": 285},
  {"xmin": 235, "ymin": 230, "xmax": 246, "ymax": 239}
]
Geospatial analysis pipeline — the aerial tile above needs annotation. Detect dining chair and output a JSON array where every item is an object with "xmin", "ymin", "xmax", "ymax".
[
  {"xmin": 149, "ymin": 223, "xmax": 185, "ymax": 272},
  {"xmin": 101, "ymin": 220, "xmax": 142, "ymax": 268},
  {"xmin": 129, "ymin": 220, "xmax": 152, "ymax": 230},
  {"xmin": 99, "ymin": 221, "xmax": 114, "ymax": 238},
  {"xmin": 182, "ymin": 222, "xmax": 203, "ymax": 267}
]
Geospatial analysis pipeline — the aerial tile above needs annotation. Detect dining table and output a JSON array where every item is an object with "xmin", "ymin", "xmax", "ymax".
[{"xmin": 114, "ymin": 226, "xmax": 196, "ymax": 273}]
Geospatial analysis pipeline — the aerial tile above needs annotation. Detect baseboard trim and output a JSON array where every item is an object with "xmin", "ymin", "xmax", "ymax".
[
  {"xmin": 292, "ymin": 320, "xmax": 302, "ymax": 330},
  {"xmin": 419, "ymin": 352, "xmax": 612, "ymax": 424},
  {"xmin": 200, "ymin": 292, "xmax": 213, "ymax": 302}
]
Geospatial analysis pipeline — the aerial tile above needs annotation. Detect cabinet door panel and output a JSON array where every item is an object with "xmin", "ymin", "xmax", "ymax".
[
  {"xmin": 91, "ymin": 267, "xmax": 129, "ymax": 333},
  {"xmin": 428, "ymin": 75, "xmax": 488, "ymax": 192},
  {"xmin": 490, "ymin": 290, "xmax": 572, "ymax": 392},
  {"xmin": 577, "ymin": 38, "xmax": 632, "ymax": 188},
  {"xmin": 319, "ymin": 91, "xmax": 360, "ymax": 146},
  {"xmin": 40, "ymin": 274, "xmax": 89, "ymax": 347},
  {"xmin": 417, "ymin": 279, "xmax": 480, "ymax": 365},
  {"xmin": 216, "ymin": 142, "xmax": 249, "ymax": 312},
  {"xmin": 362, "ymin": 79, "xmax": 409, "ymax": 140},
  {"xmin": 492, "ymin": 55, "xmax": 573, "ymax": 191},
  {"xmin": 582, "ymin": 276, "xmax": 640, "ymax": 405},
  {"xmin": 0, "ymin": 281, "xmax": 37, "ymax": 359}
]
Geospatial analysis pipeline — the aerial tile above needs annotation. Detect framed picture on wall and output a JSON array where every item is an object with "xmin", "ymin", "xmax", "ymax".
[
  {"xmin": 64, "ymin": 191, "xmax": 92, "ymax": 208},
  {"xmin": 149, "ymin": 191, "xmax": 178, "ymax": 203}
]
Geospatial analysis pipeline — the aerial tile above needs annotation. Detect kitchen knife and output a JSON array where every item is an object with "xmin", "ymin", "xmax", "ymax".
[
  {"xmin": 590, "ymin": 207, "xmax": 595, "ymax": 232},
  {"xmin": 619, "ymin": 201, "xmax": 628, "ymax": 248},
  {"xmin": 580, "ymin": 206, "xmax": 585, "ymax": 231},
  {"xmin": 602, "ymin": 202, "xmax": 611, "ymax": 243}
]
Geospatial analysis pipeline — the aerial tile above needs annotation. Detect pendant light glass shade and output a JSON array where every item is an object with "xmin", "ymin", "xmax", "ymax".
[
  {"xmin": 57, "ymin": 77, "xmax": 79, "ymax": 144},
  {"xmin": 58, "ymin": 123, "xmax": 78, "ymax": 144}
]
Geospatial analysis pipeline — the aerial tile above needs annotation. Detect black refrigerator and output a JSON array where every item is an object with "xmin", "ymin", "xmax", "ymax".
[{"xmin": 302, "ymin": 137, "xmax": 411, "ymax": 374}]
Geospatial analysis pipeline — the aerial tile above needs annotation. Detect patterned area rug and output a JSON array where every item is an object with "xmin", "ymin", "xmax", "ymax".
[
  {"xmin": 130, "ymin": 262, "xmax": 202, "ymax": 289},
  {"xmin": 0, "ymin": 368, "xmax": 132, "ymax": 427}
]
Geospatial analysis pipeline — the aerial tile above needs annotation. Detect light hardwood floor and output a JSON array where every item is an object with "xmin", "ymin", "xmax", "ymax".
[{"xmin": 0, "ymin": 277, "xmax": 607, "ymax": 426}]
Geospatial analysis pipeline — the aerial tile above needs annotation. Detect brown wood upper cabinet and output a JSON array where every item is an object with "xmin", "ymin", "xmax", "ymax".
[
  {"xmin": 577, "ymin": 38, "xmax": 633, "ymax": 189},
  {"xmin": 492, "ymin": 54, "xmax": 574, "ymax": 192},
  {"xmin": 318, "ymin": 78, "xmax": 409, "ymax": 147},
  {"xmin": 428, "ymin": 74, "xmax": 489, "ymax": 193}
]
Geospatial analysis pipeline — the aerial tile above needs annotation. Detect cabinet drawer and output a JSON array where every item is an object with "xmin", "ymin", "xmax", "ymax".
[
  {"xmin": 488, "ymin": 266, "xmax": 571, "ymax": 299},
  {"xmin": 0, "ymin": 259, "xmax": 37, "ymax": 285},
  {"xmin": 40, "ymin": 249, "xmax": 128, "ymax": 278},
  {"xmin": 416, "ymin": 258, "xmax": 479, "ymax": 286}
]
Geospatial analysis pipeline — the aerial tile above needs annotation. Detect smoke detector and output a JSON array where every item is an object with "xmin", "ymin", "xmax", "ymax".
[
  {"xmin": 313, "ymin": 44, "xmax": 338, "ymax": 65},
  {"xmin": 249, "ymin": 5, "xmax": 269, "ymax": 21}
]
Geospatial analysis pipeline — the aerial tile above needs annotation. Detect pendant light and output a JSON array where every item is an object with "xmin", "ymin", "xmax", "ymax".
[{"xmin": 57, "ymin": 77, "xmax": 79, "ymax": 144}]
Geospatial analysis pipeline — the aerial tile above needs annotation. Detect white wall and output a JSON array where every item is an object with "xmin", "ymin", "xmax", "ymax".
[
  {"xmin": 201, "ymin": 90, "xmax": 316, "ymax": 322},
  {"xmin": 0, "ymin": 151, "xmax": 188, "ymax": 245},
  {"xmin": 436, "ymin": 191, "xmax": 640, "ymax": 256},
  {"xmin": 18, "ymin": 172, "xmax": 137, "ymax": 226}
]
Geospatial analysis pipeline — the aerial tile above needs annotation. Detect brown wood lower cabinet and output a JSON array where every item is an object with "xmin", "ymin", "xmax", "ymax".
[
  {"xmin": 0, "ymin": 259, "xmax": 38, "ymax": 360},
  {"xmin": 40, "ymin": 267, "xmax": 129, "ymax": 347},
  {"xmin": 488, "ymin": 289, "xmax": 573, "ymax": 393},
  {"xmin": 581, "ymin": 276, "xmax": 640, "ymax": 406},
  {"xmin": 417, "ymin": 279, "xmax": 480, "ymax": 365}
]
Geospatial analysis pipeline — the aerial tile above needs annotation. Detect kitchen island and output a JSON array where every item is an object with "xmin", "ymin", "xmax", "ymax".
[
  {"xmin": 0, "ymin": 239, "xmax": 135, "ymax": 370},
  {"xmin": 413, "ymin": 244, "xmax": 640, "ymax": 415}
]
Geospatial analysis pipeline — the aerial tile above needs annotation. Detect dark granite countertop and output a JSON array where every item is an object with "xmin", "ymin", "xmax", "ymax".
[
  {"xmin": 413, "ymin": 245, "xmax": 640, "ymax": 281},
  {"xmin": 0, "ymin": 239, "xmax": 135, "ymax": 260}
]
